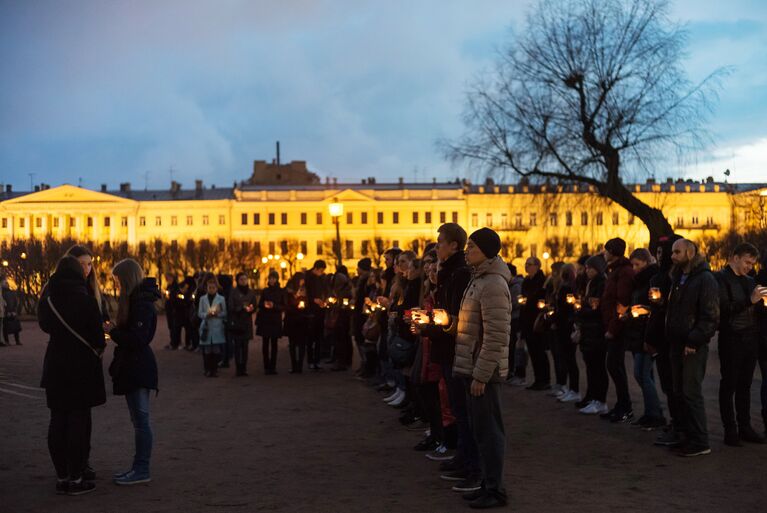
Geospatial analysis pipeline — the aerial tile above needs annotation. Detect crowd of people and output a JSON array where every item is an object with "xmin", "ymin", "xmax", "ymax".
[{"xmin": 25, "ymin": 223, "xmax": 767, "ymax": 507}]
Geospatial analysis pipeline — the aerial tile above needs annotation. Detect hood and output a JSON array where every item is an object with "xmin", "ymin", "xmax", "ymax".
[
  {"xmin": 133, "ymin": 277, "xmax": 162, "ymax": 303},
  {"xmin": 671, "ymin": 253, "xmax": 710, "ymax": 279},
  {"xmin": 473, "ymin": 256, "xmax": 512, "ymax": 281}
]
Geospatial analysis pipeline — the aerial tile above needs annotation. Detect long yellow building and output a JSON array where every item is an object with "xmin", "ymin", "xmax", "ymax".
[{"xmin": 2, "ymin": 176, "xmax": 766, "ymax": 271}]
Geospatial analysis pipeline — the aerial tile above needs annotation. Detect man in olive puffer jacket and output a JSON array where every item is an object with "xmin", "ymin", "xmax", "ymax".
[{"xmin": 453, "ymin": 228, "xmax": 511, "ymax": 509}]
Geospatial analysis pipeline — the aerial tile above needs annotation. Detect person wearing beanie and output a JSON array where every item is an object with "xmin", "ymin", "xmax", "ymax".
[
  {"xmin": 453, "ymin": 228, "xmax": 511, "ymax": 508},
  {"xmin": 600, "ymin": 237, "xmax": 636, "ymax": 423}
]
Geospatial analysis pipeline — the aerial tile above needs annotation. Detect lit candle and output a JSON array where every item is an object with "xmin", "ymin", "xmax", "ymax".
[
  {"xmin": 573, "ymin": 300, "xmax": 582, "ymax": 312},
  {"xmin": 517, "ymin": 295, "xmax": 527, "ymax": 305},
  {"xmin": 342, "ymin": 298, "xmax": 350, "ymax": 307},
  {"xmin": 298, "ymin": 300, "xmax": 305, "ymax": 309},
  {"xmin": 566, "ymin": 294, "xmax": 576, "ymax": 305},
  {"xmin": 649, "ymin": 287, "xmax": 662, "ymax": 303},
  {"xmin": 432, "ymin": 309, "xmax": 450, "ymax": 326},
  {"xmin": 536, "ymin": 299, "xmax": 546, "ymax": 310},
  {"xmin": 328, "ymin": 296, "xmax": 337, "ymax": 305},
  {"xmin": 177, "ymin": 294, "xmax": 185, "ymax": 300}
]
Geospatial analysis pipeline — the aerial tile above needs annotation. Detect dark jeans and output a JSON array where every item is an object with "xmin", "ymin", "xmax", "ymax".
[
  {"xmin": 307, "ymin": 313, "xmax": 324, "ymax": 365},
  {"xmin": 333, "ymin": 328, "xmax": 353, "ymax": 368},
  {"xmin": 718, "ymin": 332, "xmax": 759, "ymax": 431},
  {"xmin": 289, "ymin": 335, "xmax": 307, "ymax": 372},
  {"xmin": 464, "ymin": 378, "xmax": 507, "ymax": 499},
  {"xmin": 633, "ymin": 352, "xmax": 663, "ymax": 419},
  {"xmin": 234, "ymin": 338, "xmax": 250, "ymax": 373},
  {"xmin": 48, "ymin": 408, "xmax": 91, "ymax": 480},
  {"xmin": 556, "ymin": 331, "xmax": 579, "ymax": 392},
  {"xmin": 262, "ymin": 336, "xmax": 279, "ymax": 371},
  {"xmin": 671, "ymin": 343, "xmax": 709, "ymax": 449},
  {"xmin": 550, "ymin": 331, "xmax": 567, "ymax": 387},
  {"xmin": 508, "ymin": 319, "xmax": 525, "ymax": 378},
  {"xmin": 582, "ymin": 343, "xmax": 608, "ymax": 403},
  {"xmin": 170, "ymin": 318, "xmax": 192, "ymax": 348},
  {"xmin": 526, "ymin": 332, "xmax": 550, "ymax": 385},
  {"xmin": 419, "ymin": 381, "xmax": 444, "ymax": 443},
  {"xmin": 655, "ymin": 342, "xmax": 677, "ymax": 422},
  {"xmin": 606, "ymin": 335, "xmax": 631, "ymax": 412},
  {"xmin": 126, "ymin": 388, "xmax": 152, "ymax": 475},
  {"xmin": 442, "ymin": 364, "xmax": 479, "ymax": 475}
]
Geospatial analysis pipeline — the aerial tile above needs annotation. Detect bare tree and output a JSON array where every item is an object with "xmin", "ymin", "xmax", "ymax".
[{"xmin": 445, "ymin": 0, "xmax": 725, "ymax": 246}]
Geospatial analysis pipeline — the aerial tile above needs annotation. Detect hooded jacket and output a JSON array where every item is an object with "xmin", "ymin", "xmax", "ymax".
[
  {"xmin": 665, "ymin": 254, "xmax": 720, "ymax": 348},
  {"xmin": 453, "ymin": 256, "xmax": 512, "ymax": 383},
  {"xmin": 109, "ymin": 278, "xmax": 161, "ymax": 395},
  {"xmin": 39, "ymin": 267, "xmax": 106, "ymax": 410},
  {"xmin": 601, "ymin": 256, "xmax": 635, "ymax": 337}
]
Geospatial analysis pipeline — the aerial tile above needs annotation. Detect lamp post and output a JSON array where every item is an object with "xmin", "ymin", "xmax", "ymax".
[{"xmin": 328, "ymin": 198, "xmax": 344, "ymax": 266}]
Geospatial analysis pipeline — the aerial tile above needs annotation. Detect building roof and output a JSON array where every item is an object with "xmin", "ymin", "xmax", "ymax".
[{"xmin": 108, "ymin": 188, "xmax": 235, "ymax": 201}]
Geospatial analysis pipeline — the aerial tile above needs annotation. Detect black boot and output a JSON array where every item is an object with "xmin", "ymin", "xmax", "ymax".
[
  {"xmin": 203, "ymin": 354, "xmax": 210, "ymax": 376},
  {"xmin": 724, "ymin": 428, "xmax": 742, "ymax": 447},
  {"xmin": 739, "ymin": 425, "xmax": 766, "ymax": 444},
  {"xmin": 763, "ymin": 409, "xmax": 767, "ymax": 437}
]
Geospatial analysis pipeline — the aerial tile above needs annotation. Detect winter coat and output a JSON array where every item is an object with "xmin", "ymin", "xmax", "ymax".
[
  {"xmin": 352, "ymin": 271, "xmax": 371, "ymax": 340},
  {"xmin": 2, "ymin": 287, "xmax": 21, "ymax": 335},
  {"xmin": 304, "ymin": 271, "xmax": 327, "ymax": 315},
  {"xmin": 38, "ymin": 267, "xmax": 106, "ymax": 410},
  {"xmin": 256, "ymin": 285, "xmax": 285, "ymax": 338},
  {"xmin": 108, "ymin": 279, "xmax": 161, "ymax": 395},
  {"xmin": 715, "ymin": 265, "xmax": 758, "ymax": 335},
  {"xmin": 453, "ymin": 256, "xmax": 512, "ymax": 383},
  {"xmin": 601, "ymin": 257, "xmax": 635, "ymax": 337},
  {"xmin": 575, "ymin": 274, "xmax": 606, "ymax": 351},
  {"xmin": 755, "ymin": 267, "xmax": 767, "ymax": 356},
  {"xmin": 554, "ymin": 282, "xmax": 576, "ymax": 343},
  {"xmin": 228, "ymin": 286, "xmax": 257, "ymax": 341},
  {"xmin": 665, "ymin": 254, "xmax": 720, "ymax": 349},
  {"xmin": 283, "ymin": 289, "xmax": 311, "ymax": 339},
  {"xmin": 519, "ymin": 270, "xmax": 546, "ymax": 340},
  {"xmin": 646, "ymin": 267, "xmax": 674, "ymax": 352},
  {"xmin": 622, "ymin": 263, "xmax": 658, "ymax": 353},
  {"xmin": 509, "ymin": 276, "xmax": 523, "ymax": 321},
  {"xmin": 198, "ymin": 293, "xmax": 227, "ymax": 345}
]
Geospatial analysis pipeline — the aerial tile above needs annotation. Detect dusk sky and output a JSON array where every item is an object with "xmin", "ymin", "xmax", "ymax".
[{"xmin": 1, "ymin": 0, "xmax": 765, "ymax": 191}]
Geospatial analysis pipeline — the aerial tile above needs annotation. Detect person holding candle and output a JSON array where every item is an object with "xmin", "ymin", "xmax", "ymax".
[
  {"xmin": 506, "ymin": 265, "xmax": 526, "ymax": 386},
  {"xmin": 520, "ymin": 257, "xmax": 550, "ymax": 391},
  {"xmin": 576, "ymin": 255, "xmax": 609, "ymax": 414},
  {"xmin": 256, "ymin": 270, "xmax": 286, "ymax": 375},
  {"xmin": 198, "ymin": 274, "xmax": 227, "ymax": 377},
  {"xmin": 625, "ymin": 248, "xmax": 665, "ymax": 429},
  {"xmin": 228, "ymin": 272, "xmax": 257, "ymax": 376},
  {"xmin": 452, "ymin": 227, "xmax": 511, "ymax": 509},
  {"xmin": 328, "ymin": 265, "xmax": 353, "ymax": 372},
  {"xmin": 554, "ymin": 263, "xmax": 580, "ymax": 403},
  {"xmin": 600, "ymin": 237, "xmax": 636, "ymax": 423},
  {"xmin": 714, "ymin": 242, "xmax": 766, "ymax": 445},
  {"xmin": 665, "ymin": 239, "xmax": 719, "ymax": 456},
  {"xmin": 284, "ymin": 272, "xmax": 309, "ymax": 374}
]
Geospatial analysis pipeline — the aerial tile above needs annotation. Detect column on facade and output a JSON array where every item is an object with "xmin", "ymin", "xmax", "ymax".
[{"xmin": 127, "ymin": 215, "xmax": 137, "ymax": 247}]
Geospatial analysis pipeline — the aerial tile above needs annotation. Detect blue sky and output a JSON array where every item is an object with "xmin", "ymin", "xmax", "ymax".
[{"xmin": 1, "ymin": 0, "xmax": 765, "ymax": 191}]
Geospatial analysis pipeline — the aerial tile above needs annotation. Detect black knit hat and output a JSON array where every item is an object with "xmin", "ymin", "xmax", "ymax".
[
  {"xmin": 605, "ymin": 237, "xmax": 627, "ymax": 257},
  {"xmin": 357, "ymin": 258, "xmax": 372, "ymax": 272},
  {"xmin": 469, "ymin": 228, "xmax": 501, "ymax": 259},
  {"xmin": 585, "ymin": 254, "xmax": 607, "ymax": 275}
]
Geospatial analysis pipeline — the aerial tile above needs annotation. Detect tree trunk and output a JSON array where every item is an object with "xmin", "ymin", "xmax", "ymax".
[{"xmin": 599, "ymin": 178, "xmax": 674, "ymax": 252}]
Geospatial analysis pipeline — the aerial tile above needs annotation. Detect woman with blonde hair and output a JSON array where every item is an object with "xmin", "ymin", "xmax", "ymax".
[
  {"xmin": 66, "ymin": 245, "xmax": 110, "ymax": 322},
  {"xmin": 106, "ymin": 258, "xmax": 161, "ymax": 485}
]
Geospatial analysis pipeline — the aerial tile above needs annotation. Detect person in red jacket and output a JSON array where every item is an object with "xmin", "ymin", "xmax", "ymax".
[{"xmin": 600, "ymin": 238, "xmax": 636, "ymax": 423}]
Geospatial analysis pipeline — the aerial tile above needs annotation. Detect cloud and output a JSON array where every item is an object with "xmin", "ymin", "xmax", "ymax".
[{"xmin": 680, "ymin": 137, "xmax": 767, "ymax": 182}]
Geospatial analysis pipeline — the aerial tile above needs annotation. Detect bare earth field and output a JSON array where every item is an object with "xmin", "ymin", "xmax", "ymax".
[{"xmin": 0, "ymin": 317, "xmax": 763, "ymax": 513}]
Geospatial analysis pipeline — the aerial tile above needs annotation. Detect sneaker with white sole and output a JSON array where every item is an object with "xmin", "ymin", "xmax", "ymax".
[
  {"xmin": 383, "ymin": 389, "xmax": 401, "ymax": 403},
  {"xmin": 559, "ymin": 390, "xmax": 582, "ymax": 403},
  {"xmin": 546, "ymin": 384, "xmax": 564, "ymax": 397},
  {"xmin": 389, "ymin": 390, "xmax": 407, "ymax": 407},
  {"xmin": 580, "ymin": 400, "xmax": 609, "ymax": 415},
  {"xmin": 425, "ymin": 444, "xmax": 453, "ymax": 461},
  {"xmin": 508, "ymin": 377, "xmax": 527, "ymax": 387},
  {"xmin": 451, "ymin": 476, "xmax": 482, "ymax": 492}
]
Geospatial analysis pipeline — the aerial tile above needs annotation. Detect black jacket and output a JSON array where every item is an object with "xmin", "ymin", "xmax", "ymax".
[
  {"xmin": 228, "ymin": 285, "xmax": 257, "ymax": 341},
  {"xmin": 519, "ymin": 270, "xmax": 546, "ymax": 340},
  {"xmin": 256, "ymin": 285, "xmax": 285, "ymax": 338},
  {"xmin": 715, "ymin": 265, "xmax": 758, "ymax": 335},
  {"xmin": 108, "ymin": 278, "xmax": 161, "ymax": 395},
  {"xmin": 424, "ymin": 251, "xmax": 471, "ymax": 366},
  {"xmin": 623, "ymin": 263, "xmax": 658, "ymax": 352},
  {"xmin": 665, "ymin": 254, "xmax": 720, "ymax": 349},
  {"xmin": 755, "ymin": 267, "xmax": 767, "ymax": 353},
  {"xmin": 575, "ymin": 274, "xmax": 606, "ymax": 351},
  {"xmin": 39, "ymin": 268, "xmax": 106, "ymax": 410}
]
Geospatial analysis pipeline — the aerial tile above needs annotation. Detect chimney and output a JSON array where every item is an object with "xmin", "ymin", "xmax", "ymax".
[
  {"xmin": 361, "ymin": 178, "xmax": 367, "ymax": 184},
  {"xmin": 101, "ymin": 184, "xmax": 107, "ymax": 192},
  {"xmin": 398, "ymin": 177, "xmax": 404, "ymax": 185},
  {"xmin": 276, "ymin": 141, "xmax": 281, "ymax": 166},
  {"xmin": 34, "ymin": 185, "xmax": 40, "ymax": 192},
  {"xmin": 119, "ymin": 182, "xmax": 131, "ymax": 192},
  {"xmin": 170, "ymin": 181, "xmax": 181, "ymax": 193},
  {"xmin": 325, "ymin": 176, "xmax": 330, "ymax": 185},
  {"xmin": 195, "ymin": 179, "xmax": 203, "ymax": 191},
  {"xmin": 332, "ymin": 177, "xmax": 337, "ymax": 185},
  {"xmin": 6, "ymin": 184, "xmax": 11, "ymax": 193}
]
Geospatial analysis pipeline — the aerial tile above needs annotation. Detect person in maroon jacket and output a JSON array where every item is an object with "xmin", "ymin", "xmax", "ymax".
[{"xmin": 600, "ymin": 238, "xmax": 636, "ymax": 423}]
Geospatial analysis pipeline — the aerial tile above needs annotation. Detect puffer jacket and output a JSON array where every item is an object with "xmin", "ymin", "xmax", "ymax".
[
  {"xmin": 453, "ymin": 256, "xmax": 512, "ymax": 383},
  {"xmin": 665, "ymin": 254, "xmax": 720, "ymax": 349}
]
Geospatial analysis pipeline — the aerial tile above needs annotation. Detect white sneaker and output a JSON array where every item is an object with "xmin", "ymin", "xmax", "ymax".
[
  {"xmin": 389, "ymin": 390, "xmax": 407, "ymax": 407},
  {"xmin": 425, "ymin": 444, "xmax": 453, "ymax": 461},
  {"xmin": 593, "ymin": 401, "xmax": 609, "ymax": 414},
  {"xmin": 546, "ymin": 384, "xmax": 563, "ymax": 397},
  {"xmin": 508, "ymin": 377, "xmax": 527, "ymax": 387},
  {"xmin": 579, "ymin": 400, "xmax": 598, "ymax": 414},
  {"xmin": 383, "ymin": 389, "xmax": 401, "ymax": 403},
  {"xmin": 559, "ymin": 390, "xmax": 582, "ymax": 403},
  {"xmin": 553, "ymin": 386, "xmax": 569, "ymax": 399}
]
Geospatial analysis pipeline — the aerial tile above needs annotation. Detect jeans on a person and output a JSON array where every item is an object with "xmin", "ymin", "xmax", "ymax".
[
  {"xmin": 233, "ymin": 338, "xmax": 249, "ymax": 372},
  {"xmin": 581, "ymin": 341, "xmax": 608, "ymax": 403},
  {"xmin": 464, "ymin": 378, "xmax": 507, "ymax": 499},
  {"xmin": 526, "ymin": 332, "xmax": 550, "ymax": 386},
  {"xmin": 671, "ymin": 343, "xmax": 709, "ymax": 449},
  {"xmin": 606, "ymin": 335, "xmax": 631, "ymax": 412},
  {"xmin": 442, "ymin": 364, "xmax": 480, "ymax": 475},
  {"xmin": 126, "ymin": 388, "xmax": 153, "ymax": 476},
  {"xmin": 633, "ymin": 351, "xmax": 663, "ymax": 419}
]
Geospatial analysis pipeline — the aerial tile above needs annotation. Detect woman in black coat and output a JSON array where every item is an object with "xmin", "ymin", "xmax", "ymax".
[
  {"xmin": 106, "ymin": 258, "xmax": 160, "ymax": 485},
  {"xmin": 2, "ymin": 277, "xmax": 22, "ymax": 345},
  {"xmin": 256, "ymin": 271, "xmax": 285, "ymax": 374},
  {"xmin": 574, "ymin": 255, "xmax": 608, "ymax": 414},
  {"xmin": 38, "ymin": 256, "xmax": 106, "ymax": 496},
  {"xmin": 284, "ymin": 272, "xmax": 310, "ymax": 373},
  {"xmin": 227, "ymin": 272, "xmax": 257, "ymax": 376}
]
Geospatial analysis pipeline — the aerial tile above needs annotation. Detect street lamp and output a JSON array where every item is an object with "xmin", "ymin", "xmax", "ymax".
[
  {"xmin": 1, "ymin": 260, "xmax": 8, "ymax": 267},
  {"xmin": 328, "ymin": 198, "xmax": 344, "ymax": 266},
  {"xmin": 296, "ymin": 252, "xmax": 304, "ymax": 261}
]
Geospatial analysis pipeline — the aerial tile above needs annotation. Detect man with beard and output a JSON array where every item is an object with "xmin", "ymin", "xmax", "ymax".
[{"xmin": 665, "ymin": 239, "xmax": 719, "ymax": 456}]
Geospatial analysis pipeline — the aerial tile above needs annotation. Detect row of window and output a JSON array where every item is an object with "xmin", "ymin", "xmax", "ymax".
[
  {"xmin": 239, "ymin": 211, "xmax": 460, "ymax": 226},
  {"xmin": 471, "ymin": 211, "xmax": 638, "ymax": 228}
]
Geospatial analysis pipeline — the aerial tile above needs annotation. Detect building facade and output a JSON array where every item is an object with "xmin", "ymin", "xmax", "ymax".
[{"xmin": 2, "ymin": 178, "xmax": 766, "ymax": 271}]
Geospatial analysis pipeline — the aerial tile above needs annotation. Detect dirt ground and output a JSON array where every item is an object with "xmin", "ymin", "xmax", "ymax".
[{"xmin": 0, "ymin": 317, "xmax": 764, "ymax": 513}]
